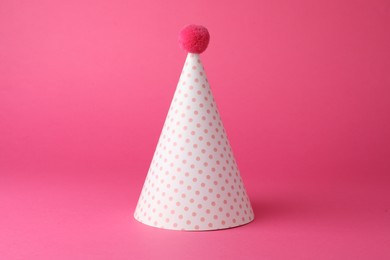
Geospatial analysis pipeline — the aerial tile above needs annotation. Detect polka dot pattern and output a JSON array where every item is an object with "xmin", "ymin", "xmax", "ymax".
[{"xmin": 134, "ymin": 53, "xmax": 254, "ymax": 231}]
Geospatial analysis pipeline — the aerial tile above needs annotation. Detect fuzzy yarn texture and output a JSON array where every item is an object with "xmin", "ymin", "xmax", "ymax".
[{"xmin": 178, "ymin": 24, "xmax": 210, "ymax": 54}]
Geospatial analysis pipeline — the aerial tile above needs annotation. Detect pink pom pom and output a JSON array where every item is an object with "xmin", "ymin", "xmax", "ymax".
[{"xmin": 179, "ymin": 25, "xmax": 210, "ymax": 54}]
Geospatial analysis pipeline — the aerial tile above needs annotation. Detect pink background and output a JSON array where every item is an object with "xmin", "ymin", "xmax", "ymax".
[{"xmin": 1, "ymin": 0, "xmax": 389, "ymax": 259}]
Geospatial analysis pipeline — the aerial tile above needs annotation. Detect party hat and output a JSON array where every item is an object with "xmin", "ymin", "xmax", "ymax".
[{"xmin": 134, "ymin": 25, "xmax": 254, "ymax": 231}]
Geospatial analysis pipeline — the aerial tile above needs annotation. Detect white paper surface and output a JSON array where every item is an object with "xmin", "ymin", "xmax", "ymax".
[{"xmin": 134, "ymin": 53, "xmax": 254, "ymax": 230}]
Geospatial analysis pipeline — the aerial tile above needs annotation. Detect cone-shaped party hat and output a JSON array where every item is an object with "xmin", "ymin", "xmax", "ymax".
[{"xmin": 134, "ymin": 25, "xmax": 254, "ymax": 231}]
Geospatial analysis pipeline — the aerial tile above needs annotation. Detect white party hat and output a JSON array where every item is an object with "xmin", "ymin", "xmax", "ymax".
[{"xmin": 134, "ymin": 25, "xmax": 254, "ymax": 231}]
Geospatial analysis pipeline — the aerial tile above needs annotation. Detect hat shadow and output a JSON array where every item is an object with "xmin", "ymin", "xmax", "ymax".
[{"xmin": 250, "ymin": 196, "xmax": 310, "ymax": 225}]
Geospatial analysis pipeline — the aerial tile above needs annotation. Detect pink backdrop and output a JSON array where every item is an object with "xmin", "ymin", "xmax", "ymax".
[{"xmin": 1, "ymin": 0, "xmax": 389, "ymax": 259}]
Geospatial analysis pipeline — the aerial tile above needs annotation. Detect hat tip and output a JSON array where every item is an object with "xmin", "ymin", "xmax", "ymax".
[{"xmin": 178, "ymin": 24, "xmax": 210, "ymax": 54}]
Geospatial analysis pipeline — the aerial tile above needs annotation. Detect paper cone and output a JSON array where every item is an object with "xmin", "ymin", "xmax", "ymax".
[{"xmin": 134, "ymin": 53, "xmax": 254, "ymax": 231}]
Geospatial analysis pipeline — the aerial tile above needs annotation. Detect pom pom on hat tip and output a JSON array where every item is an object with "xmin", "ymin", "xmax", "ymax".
[{"xmin": 179, "ymin": 24, "xmax": 210, "ymax": 54}]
